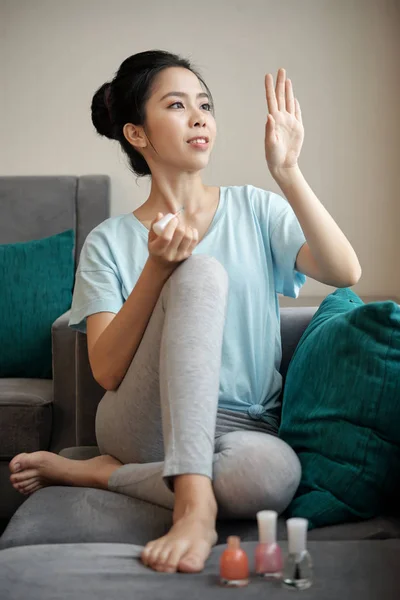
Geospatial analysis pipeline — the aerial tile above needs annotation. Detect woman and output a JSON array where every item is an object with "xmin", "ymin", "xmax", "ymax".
[{"xmin": 9, "ymin": 49, "xmax": 361, "ymax": 574}]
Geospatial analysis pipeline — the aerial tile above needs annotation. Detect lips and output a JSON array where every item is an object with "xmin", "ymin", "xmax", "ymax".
[{"xmin": 187, "ymin": 136, "xmax": 210, "ymax": 143}]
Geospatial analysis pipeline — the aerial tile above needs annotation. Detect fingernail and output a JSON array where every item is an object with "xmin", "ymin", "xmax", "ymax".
[{"xmin": 14, "ymin": 463, "xmax": 21, "ymax": 472}]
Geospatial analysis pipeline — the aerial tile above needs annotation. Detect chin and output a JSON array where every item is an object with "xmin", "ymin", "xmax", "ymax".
[{"xmin": 180, "ymin": 154, "xmax": 211, "ymax": 169}]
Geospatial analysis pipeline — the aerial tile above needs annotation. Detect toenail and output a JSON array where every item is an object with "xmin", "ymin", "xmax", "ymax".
[{"xmin": 14, "ymin": 463, "xmax": 21, "ymax": 472}]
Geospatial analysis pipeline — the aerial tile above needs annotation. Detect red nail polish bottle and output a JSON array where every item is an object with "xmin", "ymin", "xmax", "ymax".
[
  {"xmin": 219, "ymin": 536, "xmax": 249, "ymax": 587},
  {"xmin": 255, "ymin": 510, "xmax": 283, "ymax": 579}
]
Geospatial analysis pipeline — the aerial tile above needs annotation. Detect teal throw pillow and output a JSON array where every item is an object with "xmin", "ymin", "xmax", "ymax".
[
  {"xmin": 0, "ymin": 229, "xmax": 75, "ymax": 378},
  {"xmin": 279, "ymin": 288, "xmax": 400, "ymax": 529}
]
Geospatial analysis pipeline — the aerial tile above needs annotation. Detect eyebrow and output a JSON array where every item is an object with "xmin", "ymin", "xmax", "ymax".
[{"xmin": 160, "ymin": 91, "xmax": 210, "ymax": 102}]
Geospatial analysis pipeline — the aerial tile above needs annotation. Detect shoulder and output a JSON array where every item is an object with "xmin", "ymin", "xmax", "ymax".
[
  {"xmin": 79, "ymin": 213, "xmax": 132, "ymax": 271},
  {"xmin": 82, "ymin": 212, "xmax": 137, "ymax": 253},
  {"xmin": 225, "ymin": 184, "xmax": 278, "ymax": 203},
  {"xmin": 85, "ymin": 213, "xmax": 130, "ymax": 243},
  {"xmin": 224, "ymin": 184, "xmax": 286, "ymax": 216},
  {"xmin": 223, "ymin": 184, "xmax": 259, "ymax": 210},
  {"xmin": 224, "ymin": 183, "xmax": 259, "ymax": 198}
]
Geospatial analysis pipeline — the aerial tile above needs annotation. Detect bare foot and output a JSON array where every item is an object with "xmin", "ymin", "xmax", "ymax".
[
  {"xmin": 141, "ymin": 502, "xmax": 218, "ymax": 574},
  {"xmin": 9, "ymin": 451, "xmax": 123, "ymax": 496}
]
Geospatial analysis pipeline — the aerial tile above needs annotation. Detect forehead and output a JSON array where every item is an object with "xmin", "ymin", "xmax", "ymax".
[{"xmin": 152, "ymin": 67, "xmax": 204, "ymax": 98}]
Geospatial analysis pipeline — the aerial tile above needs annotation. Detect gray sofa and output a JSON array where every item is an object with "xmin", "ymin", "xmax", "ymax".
[
  {"xmin": 2, "ymin": 306, "xmax": 400, "ymax": 545},
  {"xmin": 0, "ymin": 175, "xmax": 110, "ymax": 530},
  {"xmin": 1, "ymin": 306, "xmax": 400, "ymax": 598}
]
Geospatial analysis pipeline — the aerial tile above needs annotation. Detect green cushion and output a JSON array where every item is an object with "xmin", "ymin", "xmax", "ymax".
[
  {"xmin": 0, "ymin": 229, "xmax": 75, "ymax": 378},
  {"xmin": 278, "ymin": 288, "xmax": 400, "ymax": 529}
]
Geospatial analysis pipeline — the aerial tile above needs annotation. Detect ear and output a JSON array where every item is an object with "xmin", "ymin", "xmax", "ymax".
[{"xmin": 123, "ymin": 123, "xmax": 148, "ymax": 150}]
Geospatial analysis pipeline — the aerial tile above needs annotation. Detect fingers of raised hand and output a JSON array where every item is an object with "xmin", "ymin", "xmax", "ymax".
[{"xmin": 265, "ymin": 68, "xmax": 297, "ymax": 115}]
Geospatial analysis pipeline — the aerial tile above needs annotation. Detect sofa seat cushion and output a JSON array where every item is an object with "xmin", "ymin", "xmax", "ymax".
[
  {"xmin": 1, "ymin": 486, "xmax": 400, "ymax": 551},
  {"xmin": 0, "ymin": 378, "xmax": 52, "ymax": 458},
  {"xmin": 1, "ymin": 540, "xmax": 400, "ymax": 600}
]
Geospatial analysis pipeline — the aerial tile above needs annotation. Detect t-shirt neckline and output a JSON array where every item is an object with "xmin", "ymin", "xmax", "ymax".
[{"xmin": 128, "ymin": 186, "xmax": 226, "ymax": 246}]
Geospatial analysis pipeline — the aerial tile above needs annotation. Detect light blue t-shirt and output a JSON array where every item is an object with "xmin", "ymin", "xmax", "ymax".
[{"xmin": 69, "ymin": 184, "xmax": 306, "ymax": 426}]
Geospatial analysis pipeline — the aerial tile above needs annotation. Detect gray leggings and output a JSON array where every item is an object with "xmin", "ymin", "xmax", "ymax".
[{"xmin": 95, "ymin": 255, "xmax": 301, "ymax": 520}]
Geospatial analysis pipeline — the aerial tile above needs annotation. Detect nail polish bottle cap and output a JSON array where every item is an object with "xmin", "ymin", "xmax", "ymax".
[
  {"xmin": 256, "ymin": 510, "xmax": 278, "ymax": 544},
  {"xmin": 227, "ymin": 535, "xmax": 240, "ymax": 549},
  {"xmin": 286, "ymin": 518, "xmax": 308, "ymax": 554}
]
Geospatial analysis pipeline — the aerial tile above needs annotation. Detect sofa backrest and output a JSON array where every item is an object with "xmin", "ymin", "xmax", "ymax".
[
  {"xmin": 279, "ymin": 306, "xmax": 318, "ymax": 379},
  {"xmin": 0, "ymin": 175, "xmax": 110, "ymax": 272}
]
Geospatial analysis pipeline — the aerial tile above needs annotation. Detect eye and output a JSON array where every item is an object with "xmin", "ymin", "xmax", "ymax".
[{"xmin": 169, "ymin": 102, "xmax": 212, "ymax": 111}]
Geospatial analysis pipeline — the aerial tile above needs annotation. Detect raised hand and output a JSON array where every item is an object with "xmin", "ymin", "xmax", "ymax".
[{"xmin": 264, "ymin": 68, "xmax": 304, "ymax": 174}]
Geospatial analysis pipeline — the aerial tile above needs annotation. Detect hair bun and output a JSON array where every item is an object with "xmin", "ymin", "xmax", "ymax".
[{"xmin": 91, "ymin": 82, "xmax": 115, "ymax": 140}]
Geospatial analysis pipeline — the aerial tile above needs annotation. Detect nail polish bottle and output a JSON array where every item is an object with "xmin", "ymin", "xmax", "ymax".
[
  {"xmin": 282, "ymin": 517, "xmax": 313, "ymax": 590},
  {"xmin": 219, "ymin": 536, "xmax": 249, "ymax": 587},
  {"xmin": 255, "ymin": 510, "xmax": 283, "ymax": 579}
]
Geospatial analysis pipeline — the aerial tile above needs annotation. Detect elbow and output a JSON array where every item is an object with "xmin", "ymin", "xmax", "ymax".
[
  {"xmin": 99, "ymin": 378, "xmax": 119, "ymax": 392},
  {"xmin": 90, "ymin": 354, "xmax": 121, "ymax": 392},
  {"xmin": 349, "ymin": 264, "xmax": 362, "ymax": 287},
  {"xmin": 340, "ymin": 264, "xmax": 362, "ymax": 288},
  {"xmin": 92, "ymin": 368, "xmax": 120, "ymax": 392},
  {"xmin": 99, "ymin": 375, "xmax": 120, "ymax": 392}
]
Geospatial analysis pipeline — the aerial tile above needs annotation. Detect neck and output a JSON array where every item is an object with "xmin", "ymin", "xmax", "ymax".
[{"xmin": 146, "ymin": 173, "xmax": 209, "ymax": 217}]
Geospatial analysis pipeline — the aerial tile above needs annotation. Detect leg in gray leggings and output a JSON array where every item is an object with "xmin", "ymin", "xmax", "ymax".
[{"xmin": 95, "ymin": 255, "xmax": 301, "ymax": 520}]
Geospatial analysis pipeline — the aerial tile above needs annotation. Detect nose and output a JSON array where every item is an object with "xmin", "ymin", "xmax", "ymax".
[{"xmin": 189, "ymin": 107, "xmax": 207, "ymax": 128}]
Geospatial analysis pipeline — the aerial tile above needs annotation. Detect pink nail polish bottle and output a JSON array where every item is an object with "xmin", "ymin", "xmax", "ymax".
[
  {"xmin": 255, "ymin": 510, "xmax": 283, "ymax": 580},
  {"xmin": 219, "ymin": 536, "xmax": 249, "ymax": 587}
]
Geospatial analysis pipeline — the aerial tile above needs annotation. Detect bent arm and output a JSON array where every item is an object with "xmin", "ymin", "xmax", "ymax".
[{"xmin": 88, "ymin": 258, "xmax": 174, "ymax": 391}]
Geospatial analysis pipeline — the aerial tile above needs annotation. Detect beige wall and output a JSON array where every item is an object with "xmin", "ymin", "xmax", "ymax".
[{"xmin": 1, "ymin": 0, "xmax": 399, "ymax": 304}]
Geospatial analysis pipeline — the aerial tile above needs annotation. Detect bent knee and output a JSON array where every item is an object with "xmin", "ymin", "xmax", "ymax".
[
  {"xmin": 212, "ymin": 432, "xmax": 301, "ymax": 519},
  {"xmin": 170, "ymin": 254, "xmax": 229, "ymax": 295}
]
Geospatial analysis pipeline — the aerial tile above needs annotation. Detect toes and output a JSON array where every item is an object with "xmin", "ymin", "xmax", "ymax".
[
  {"xmin": 148, "ymin": 542, "xmax": 167, "ymax": 570},
  {"xmin": 11, "ymin": 475, "xmax": 42, "ymax": 495},
  {"xmin": 141, "ymin": 539, "xmax": 172, "ymax": 571},
  {"xmin": 13, "ymin": 482, "xmax": 30, "ymax": 494},
  {"xmin": 22, "ymin": 481, "xmax": 42, "ymax": 495},
  {"xmin": 141, "ymin": 542, "xmax": 157, "ymax": 567},
  {"xmin": 166, "ymin": 546, "xmax": 188, "ymax": 573},
  {"xmin": 141, "ymin": 532, "xmax": 212, "ymax": 574},
  {"xmin": 178, "ymin": 550, "xmax": 206, "ymax": 573},
  {"xmin": 14, "ymin": 476, "xmax": 37, "ymax": 490},
  {"xmin": 9, "ymin": 453, "xmax": 27, "ymax": 473},
  {"xmin": 10, "ymin": 469, "xmax": 39, "ymax": 483},
  {"xmin": 154, "ymin": 548, "xmax": 177, "ymax": 573},
  {"xmin": 12, "ymin": 484, "xmax": 23, "ymax": 494},
  {"xmin": 11, "ymin": 481, "xmax": 24, "ymax": 492}
]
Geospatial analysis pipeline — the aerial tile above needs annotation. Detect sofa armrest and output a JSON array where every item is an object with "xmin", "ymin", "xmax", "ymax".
[
  {"xmin": 76, "ymin": 331, "xmax": 105, "ymax": 446},
  {"xmin": 50, "ymin": 309, "xmax": 77, "ymax": 453}
]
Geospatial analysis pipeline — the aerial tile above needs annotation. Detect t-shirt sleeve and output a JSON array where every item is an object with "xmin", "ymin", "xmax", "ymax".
[
  {"xmin": 270, "ymin": 199, "xmax": 307, "ymax": 298},
  {"xmin": 251, "ymin": 186, "xmax": 307, "ymax": 298},
  {"xmin": 68, "ymin": 228, "xmax": 124, "ymax": 334}
]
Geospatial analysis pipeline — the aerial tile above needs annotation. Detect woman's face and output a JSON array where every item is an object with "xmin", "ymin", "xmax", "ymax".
[{"xmin": 138, "ymin": 67, "xmax": 217, "ymax": 173}]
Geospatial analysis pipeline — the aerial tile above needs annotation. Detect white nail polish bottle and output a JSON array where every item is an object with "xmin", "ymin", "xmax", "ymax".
[
  {"xmin": 282, "ymin": 518, "xmax": 313, "ymax": 590},
  {"xmin": 152, "ymin": 207, "xmax": 184, "ymax": 235}
]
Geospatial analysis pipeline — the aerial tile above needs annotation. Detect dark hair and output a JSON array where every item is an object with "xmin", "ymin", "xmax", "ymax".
[{"xmin": 91, "ymin": 49, "xmax": 215, "ymax": 178}]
